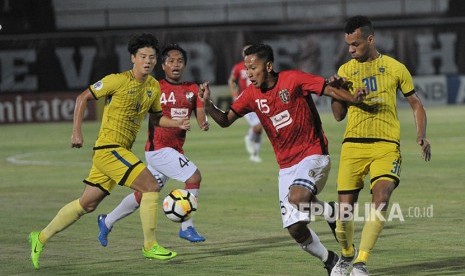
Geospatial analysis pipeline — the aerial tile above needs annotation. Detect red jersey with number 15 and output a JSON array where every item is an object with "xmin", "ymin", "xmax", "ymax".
[
  {"xmin": 231, "ymin": 70, "xmax": 328, "ymax": 169},
  {"xmin": 145, "ymin": 79, "xmax": 203, "ymax": 153}
]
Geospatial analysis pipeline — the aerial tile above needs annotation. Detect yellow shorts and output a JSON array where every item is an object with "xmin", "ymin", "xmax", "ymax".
[
  {"xmin": 337, "ymin": 141, "xmax": 402, "ymax": 193},
  {"xmin": 84, "ymin": 145, "xmax": 146, "ymax": 194}
]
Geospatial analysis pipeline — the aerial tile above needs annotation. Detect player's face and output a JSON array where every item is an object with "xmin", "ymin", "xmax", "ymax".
[
  {"xmin": 131, "ymin": 47, "xmax": 157, "ymax": 76},
  {"xmin": 244, "ymin": 54, "xmax": 271, "ymax": 89},
  {"xmin": 345, "ymin": 28, "xmax": 373, "ymax": 62},
  {"xmin": 162, "ymin": 50, "xmax": 186, "ymax": 83}
]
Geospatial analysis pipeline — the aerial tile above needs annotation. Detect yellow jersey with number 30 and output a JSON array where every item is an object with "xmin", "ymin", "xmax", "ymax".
[
  {"xmin": 337, "ymin": 54, "xmax": 414, "ymax": 144},
  {"xmin": 89, "ymin": 70, "xmax": 162, "ymax": 149}
]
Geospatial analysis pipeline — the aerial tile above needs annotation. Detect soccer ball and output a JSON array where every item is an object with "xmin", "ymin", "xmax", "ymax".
[{"xmin": 162, "ymin": 189, "xmax": 197, "ymax": 222}]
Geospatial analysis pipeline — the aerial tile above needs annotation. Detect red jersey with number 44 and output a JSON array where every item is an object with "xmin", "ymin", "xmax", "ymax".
[
  {"xmin": 231, "ymin": 70, "xmax": 328, "ymax": 169},
  {"xmin": 145, "ymin": 79, "xmax": 202, "ymax": 153}
]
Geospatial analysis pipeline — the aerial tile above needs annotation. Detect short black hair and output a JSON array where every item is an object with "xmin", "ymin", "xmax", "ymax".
[
  {"xmin": 127, "ymin": 33, "xmax": 160, "ymax": 56},
  {"xmin": 161, "ymin": 43, "xmax": 188, "ymax": 65},
  {"xmin": 345, "ymin": 15, "xmax": 374, "ymax": 37},
  {"xmin": 244, "ymin": 43, "xmax": 274, "ymax": 63}
]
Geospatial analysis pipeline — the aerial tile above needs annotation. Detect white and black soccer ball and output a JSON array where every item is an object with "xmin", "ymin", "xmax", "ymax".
[{"xmin": 163, "ymin": 189, "xmax": 197, "ymax": 222}]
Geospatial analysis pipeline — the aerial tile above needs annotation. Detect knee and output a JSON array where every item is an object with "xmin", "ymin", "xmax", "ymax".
[
  {"xmin": 185, "ymin": 170, "xmax": 201, "ymax": 188},
  {"xmin": 288, "ymin": 188, "xmax": 312, "ymax": 207}
]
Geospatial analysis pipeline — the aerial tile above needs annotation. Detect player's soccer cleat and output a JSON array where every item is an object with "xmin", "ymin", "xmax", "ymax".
[
  {"xmin": 323, "ymin": 250, "xmax": 340, "ymax": 275},
  {"xmin": 244, "ymin": 135, "xmax": 254, "ymax": 155},
  {"xmin": 29, "ymin": 231, "xmax": 44, "ymax": 270},
  {"xmin": 142, "ymin": 244, "xmax": 177, "ymax": 260},
  {"xmin": 330, "ymin": 248, "xmax": 357, "ymax": 276},
  {"xmin": 350, "ymin": 262, "xmax": 369, "ymax": 276},
  {"xmin": 97, "ymin": 214, "xmax": 111, "ymax": 247},
  {"xmin": 249, "ymin": 155, "xmax": 262, "ymax": 163},
  {"xmin": 327, "ymin": 201, "xmax": 338, "ymax": 242},
  {"xmin": 179, "ymin": 226, "xmax": 206, "ymax": 242}
]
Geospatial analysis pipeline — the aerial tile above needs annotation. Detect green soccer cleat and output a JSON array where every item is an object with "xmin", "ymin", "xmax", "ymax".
[
  {"xmin": 142, "ymin": 244, "xmax": 177, "ymax": 260},
  {"xmin": 28, "ymin": 232, "xmax": 44, "ymax": 269}
]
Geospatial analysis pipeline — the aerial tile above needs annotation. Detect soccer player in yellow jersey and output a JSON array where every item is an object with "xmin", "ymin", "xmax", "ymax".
[
  {"xmin": 28, "ymin": 33, "xmax": 190, "ymax": 269},
  {"xmin": 330, "ymin": 16, "xmax": 431, "ymax": 276}
]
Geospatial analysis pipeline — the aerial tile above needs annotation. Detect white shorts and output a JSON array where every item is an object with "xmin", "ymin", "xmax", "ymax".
[
  {"xmin": 145, "ymin": 147, "xmax": 198, "ymax": 188},
  {"xmin": 244, "ymin": 112, "xmax": 260, "ymax": 127},
  {"xmin": 278, "ymin": 155, "xmax": 331, "ymax": 228}
]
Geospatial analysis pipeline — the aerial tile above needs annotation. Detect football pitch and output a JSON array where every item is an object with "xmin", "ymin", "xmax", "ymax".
[{"xmin": 1, "ymin": 105, "xmax": 464, "ymax": 275}]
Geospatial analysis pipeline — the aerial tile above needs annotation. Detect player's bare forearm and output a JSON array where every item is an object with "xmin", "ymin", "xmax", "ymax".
[
  {"xmin": 151, "ymin": 113, "xmax": 191, "ymax": 130},
  {"xmin": 407, "ymin": 93, "xmax": 431, "ymax": 161},
  {"xmin": 195, "ymin": 108, "xmax": 209, "ymax": 131},
  {"xmin": 199, "ymin": 81, "xmax": 236, "ymax": 127},
  {"xmin": 204, "ymin": 100, "xmax": 233, "ymax": 128},
  {"xmin": 331, "ymin": 98, "xmax": 347, "ymax": 121},
  {"xmin": 71, "ymin": 89, "xmax": 93, "ymax": 148}
]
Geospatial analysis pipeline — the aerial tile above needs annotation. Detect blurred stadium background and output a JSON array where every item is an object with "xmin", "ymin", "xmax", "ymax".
[{"xmin": 0, "ymin": 0, "xmax": 464, "ymax": 124}]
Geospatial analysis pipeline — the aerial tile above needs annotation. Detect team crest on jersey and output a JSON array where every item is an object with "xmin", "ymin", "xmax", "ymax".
[
  {"xmin": 147, "ymin": 90, "xmax": 152, "ymax": 97},
  {"xmin": 308, "ymin": 169, "xmax": 315, "ymax": 178},
  {"xmin": 278, "ymin": 89, "xmax": 290, "ymax": 104},
  {"xmin": 92, "ymin": 80, "xmax": 103, "ymax": 91},
  {"xmin": 186, "ymin": 92, "xmax": 194, "ymax": 102},
  {"xmin": 379, "ymin": 67, "xmax": 385, "ymax": 73}
]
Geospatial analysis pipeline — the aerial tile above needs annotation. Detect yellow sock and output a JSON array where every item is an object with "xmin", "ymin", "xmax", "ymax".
[
  {"xmin": 40, "ymin": 199, "xmax": 86, "ymax": 244},
  {"xmin": 140, "ymin": 192, "xmax": 159, "ymax": 250},
  {"xmin": 354, "ymin": 209, "xmax": 386, "ymax": 264},
  {"xmin": 336, "ymin": 219, "xmax": 355, "ymax": 257}
]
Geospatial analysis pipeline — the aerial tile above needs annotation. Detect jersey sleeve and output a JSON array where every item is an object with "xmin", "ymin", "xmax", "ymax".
[
  {"xmin": 230, "ymin": 87, "xmax": 253, "ymax": 117},
  {"xmin": 295, "ymin": 70, "xmax": 325, "ymax": 96},
  {"xmin": 89, "ymin": 73, "xmax": 124, "ymax": 100},
  {"xmin": 398, "ymin": 63, "xmax": 415, "ymax": 96}
]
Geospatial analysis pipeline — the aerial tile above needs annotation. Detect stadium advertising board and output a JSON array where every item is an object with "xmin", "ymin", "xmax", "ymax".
[{"xmin": 0, "ymin": 26, "xmax": 464, "ymax": 123}]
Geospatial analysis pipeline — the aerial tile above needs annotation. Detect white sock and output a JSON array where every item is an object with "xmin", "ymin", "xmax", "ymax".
[
  {"xmin": 105, "ymin": 193, "xmax": 140, "ymax": 229},
  {"xmin": 181, "ymin": 188, "xmax": 199, "ymax": 231},
  {"xmin": 299, "ymin": 229, "xmax": 329, "ymax": 262}
]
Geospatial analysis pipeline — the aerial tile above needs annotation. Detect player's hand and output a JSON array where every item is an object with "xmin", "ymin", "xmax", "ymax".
[
  {"xmin": 326, "ymin": 74, "xmax": 352, "ymax": 91},
  {"xmin": 71, "ymin": 132, "xmax": 83, "ymax": 148},
  {"xmin": 200, "ymin": 120, "xmax": 210, "ymax": 131},
  {"xmin": 198, "ymin": 81, "xmax": 210, "ymax": 102},
  {"xmin": 417, "ymin": 137, "xmax": 431, "ymax": 161},
  {"xmin": 353, "ymin": 87, "xmax": 369, "ymax": 103},
  {"xmin": 178, "ymin": 118, "xmax": 191, "ymax": 131}
]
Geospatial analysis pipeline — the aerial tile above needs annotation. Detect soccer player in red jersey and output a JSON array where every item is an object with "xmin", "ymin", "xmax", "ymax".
[
  {"xmin": 199, "ymin": 44, "xmax": 366, "ymax": 275},
  {"xmin": 228, "ymin": 44, "xmax": 263, "ymax": 162},
  {"xmin": 97, "ymin": 43, "xmax": 209, "ymax": 246}
]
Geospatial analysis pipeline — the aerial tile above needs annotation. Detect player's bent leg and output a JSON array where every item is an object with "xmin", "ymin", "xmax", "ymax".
[
  {"xmin": 288, "ymin": 222, "xmax": 338, "ymax": 275},
  {"xmin": 179, "ymin": 170, "xmax": 206, "ymax": 242},
  {"xmin": 353, "ymin": 180, "xmax": 395, "ymax": 267},
  {"xmin": 131, "ymin": 169, "xmax": 176, "ymax": 260},
  {"xmin": 29, "ymin": 186, "xmax": 103, "ymax": 269},
  {"xmin": 99, "ymin": 192, "xmax": 141, "ymax": 247}
]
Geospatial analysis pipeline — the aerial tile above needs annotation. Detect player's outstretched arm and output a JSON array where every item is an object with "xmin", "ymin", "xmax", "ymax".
[
  {"xmin": 71, "ymin": 89, "xmax": 94, "ymax": 148},
  {"xmin": 406, "ymin": 93, "xmax": 431, "ymax": 161},
  {"xmin": 198, "ymin": 81, "xmax": 238, "ymax": 128},
  {"xmin": 195, "ymin": 107, "xmax": 209, "ymax": 131}
]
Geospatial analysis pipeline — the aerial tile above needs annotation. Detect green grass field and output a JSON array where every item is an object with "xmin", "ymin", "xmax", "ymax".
[{"xmin": 1, "ymin": 105, "xmax": 464, "ymax": 275}]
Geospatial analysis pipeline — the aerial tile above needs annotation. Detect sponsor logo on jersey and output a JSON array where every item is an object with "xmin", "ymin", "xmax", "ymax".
[
  {"xmin": 186, "ymin": 92, "xmax": 194, "ymax": 101},
  {"xmin": 270, "ymin": 110, "xmax": 292, "ymax": 131},
  {"xmin": 278, "ymin": 89, "xmax": 290, "ymax": 104},
  {"xmin": 147, "ymin": 90, "xmax": 152, "ymax": 97},
  {"xmin": 379, "ymin": 67, "xmax": 385, "ymax": 73},
  {"xmin": 92, "ymin": 80, "xmax": 103, "ymax": 90},
  {"xmin": 171, "ymin": 108, "xmax": 189, "ymax": 119}
]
